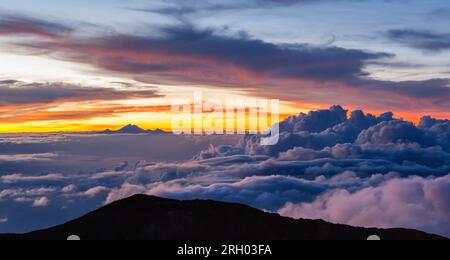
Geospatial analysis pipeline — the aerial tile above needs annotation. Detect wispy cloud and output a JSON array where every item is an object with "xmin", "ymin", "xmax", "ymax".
[
  {"xmin": 0, "ymin": 81, "xmax": 167, "ymax": 124},
  {"xmin": 136, "ymin": 0, "xmax": 364, "ymax": 17},
  {"xmin": 1, "ymin": 173, "xmax": 67, "ymax": 184},
  {"xmin": 0, "ymin": 103, "xmax": 172, "ymax": 124},
  {"xmin": 0, "ymin": 15, "xmax": 72, "ymax": 39},
  {"xmin": 386, "ymin": 29, "xmax": 450, "ymax": 53},
  {"xmin": 0, "ymin": 153, "xmax": 59, "ymax": 162},
  {"xmin": 0, "ymin": 217, "xmax": 8, "ymax": 224},
  {"xmin": 0, "ymin": 81, "xmax": 162, "ymax": 106}
]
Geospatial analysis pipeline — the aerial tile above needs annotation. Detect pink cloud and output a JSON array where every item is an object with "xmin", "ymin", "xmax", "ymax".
[
  {"xmin": 32, "ymin": 197, "xmax": 50, "ymax": 207},
  {"xmin": 278, "ymin": 175, "xmax": 450, "ymax": 238},
  {"xmin": 0, "ymin": 15, "xmax": 72, "ymax": 39}
]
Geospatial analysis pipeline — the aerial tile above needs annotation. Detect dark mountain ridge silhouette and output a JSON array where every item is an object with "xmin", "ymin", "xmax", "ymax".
[{"xmin": 0, "ymin": 195, "xmax": 445, "ymax": 240}]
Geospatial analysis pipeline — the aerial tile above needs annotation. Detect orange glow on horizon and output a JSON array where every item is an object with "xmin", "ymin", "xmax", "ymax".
[{"xmin": 0, "ymin": 98, "xmax": 449, "ymax": 133}]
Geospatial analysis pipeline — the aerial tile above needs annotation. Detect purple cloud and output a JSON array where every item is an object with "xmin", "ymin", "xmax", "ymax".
[
  {"xmin": 32, "ymin": 197, "xmax": 49, "ymax": 207},
  {"xmin": 279, "ymin": 175, "xmax": 450, "ymax": 237},
  {"xmin": 0, "ymin": 14, "xmax": 448, "ymax": 112},
  {"xmin": 0, "ymin": 15, "xmax": 72, "ymax": 38},
  {"xmin": 0, "ymin": 81, "xmax": 162, "ymax": 106},
  {"xmin": 387, "ymin": 29, "xmax": 450, "ymax": 52}
]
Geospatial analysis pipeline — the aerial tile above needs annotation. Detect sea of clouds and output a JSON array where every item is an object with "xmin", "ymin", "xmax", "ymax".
[{"xmin": 1, "ymin": 106, "xmax": 450, "ymax": 237}]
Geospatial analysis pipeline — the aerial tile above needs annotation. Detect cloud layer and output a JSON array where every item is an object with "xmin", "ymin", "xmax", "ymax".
[
  {"xmin": 279, "ymin": 175, "xmax": 450, "ymax": 237},
  {"xmin": 93, "ymin": 107, "xmax": 450, "ymax": 237},
  {"xmin": 0, "ymin": 80, "xmax": 165, "ymax": 124},
  {"xmin": 1, "ymin": 106, "xmax": 450, "ymax": 237},
  {"xmin": 0, "ymin": 81, "xmax": 161, "ymax": 106}
]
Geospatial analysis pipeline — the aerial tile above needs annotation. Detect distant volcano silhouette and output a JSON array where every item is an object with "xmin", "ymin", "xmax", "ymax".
[
  {"xmin": 100, "ymin": 125, "xmax": 167, "ymax": 134},
  {"xmin": 117, "ymin": 124, "xmax": 146, "ymax": 134}
]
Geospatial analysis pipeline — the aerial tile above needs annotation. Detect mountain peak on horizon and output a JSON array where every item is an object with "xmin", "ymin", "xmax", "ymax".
[
  {"xmin": 99, "ymin": 124, "xmax": 168, "ymax": 134},
  {"xmin": 118, "ymin": 124, "xmax": 145, "ymax": 133}
]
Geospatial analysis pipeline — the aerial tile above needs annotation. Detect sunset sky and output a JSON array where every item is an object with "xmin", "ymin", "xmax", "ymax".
[
  {"xmin": 1, "ymin": 0, "xmax": 450, "ymax": 132},
  {"xmin": 2, "ymin": 1, "xmax": 450, "ymax": 238}
]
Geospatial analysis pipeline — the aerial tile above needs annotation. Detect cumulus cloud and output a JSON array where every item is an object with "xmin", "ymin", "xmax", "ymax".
[
  {"xmin": 241, "ymin": 106, "xmax": 395, "ymax": 156},
  {"xmin": 62, "ymin": 185, "xmax": 77, "ymax": 193},
  {"xmin": 278, "ymin": 175, "xmax": 450, "ymax": 237},
  {"xmin": 83, "ymin": 186, "xmax": 110, "ymax": 197},
  {"xmin": 356, "ymin": 120, "xmax": 431, "ymax": 146},
  {"xmin": 117, "ymin": 107, "xmax": 450, "ymax": 184},
  {"xmin": 101, "ymin": 106, "xmax": 450, "ymax": 237},
  {"xmin": 419, "ymin": 116, "xmax": 450, "ymax": 151},
  {"xmin": 32, "ymin": 197, "xmax": 49, "ymax": 207}
]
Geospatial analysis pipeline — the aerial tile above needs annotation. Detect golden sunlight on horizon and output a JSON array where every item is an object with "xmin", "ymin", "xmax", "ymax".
[{"xmin": 1, "ymin": 105, "xmax": 446, "ymax": 133}]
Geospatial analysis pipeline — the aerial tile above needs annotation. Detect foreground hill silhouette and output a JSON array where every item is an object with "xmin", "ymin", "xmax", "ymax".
[{"xmin": 0, "ymin": 195, "xmax": 445, "ymax": 240}]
